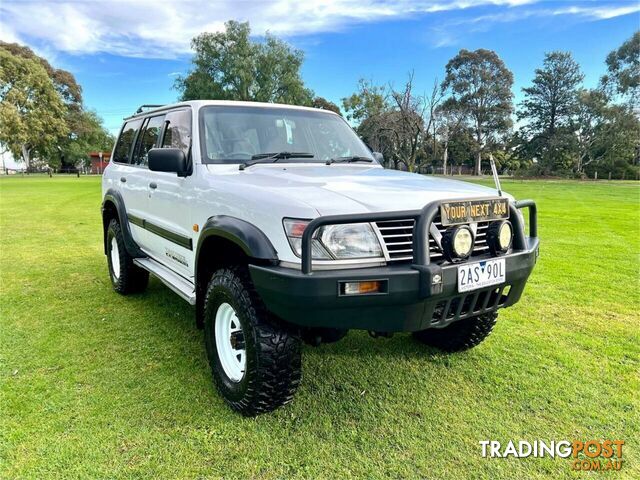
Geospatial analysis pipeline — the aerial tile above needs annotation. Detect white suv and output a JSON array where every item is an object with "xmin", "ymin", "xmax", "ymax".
[{"xmin": 102, "ymin": 100, "xmax": 539, "ymax": 415}]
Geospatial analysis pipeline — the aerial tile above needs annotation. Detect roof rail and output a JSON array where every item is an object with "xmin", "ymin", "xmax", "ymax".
[{"xmin": 135, "ymin": 104, "xmax": 165, "ymax": 114}]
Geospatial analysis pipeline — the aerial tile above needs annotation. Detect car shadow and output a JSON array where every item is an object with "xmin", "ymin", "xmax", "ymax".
[
  {"xmin": 134, "ymin": 277, "xmax": 454, "ymax": 363},
  {"xmin": 116, "ymin": 277, "xmax": 473, "ymax": 419}
]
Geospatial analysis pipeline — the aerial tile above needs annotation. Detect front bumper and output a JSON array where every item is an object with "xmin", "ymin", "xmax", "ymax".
[{"xmin": 250, "ymin": 236, "xmax": 539, "ymax": 332}]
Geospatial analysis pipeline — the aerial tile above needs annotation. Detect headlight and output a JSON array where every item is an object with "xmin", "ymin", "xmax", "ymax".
[
  {"xmin": 283, "ymin": 219, "xmax": 332, "ymax": 259},
  {"xmin": 318, "ymin": 223, "xmax": 383, "ymax": 259},
  {"xmin": 283, "ymin": 219, "xmax": 383, "ymax": 260},
  {"xmin": 487, "ymin": 220, "xmax": 513, "ymax": 255},
  {"xmin": 442, "ymin": 225, "xmax": 474, "ymax": 262}
]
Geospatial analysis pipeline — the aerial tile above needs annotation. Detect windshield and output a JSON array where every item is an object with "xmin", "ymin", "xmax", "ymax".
[{"xmin": 199, "ymin": 106, "xmax": 374, "ymax": 164}]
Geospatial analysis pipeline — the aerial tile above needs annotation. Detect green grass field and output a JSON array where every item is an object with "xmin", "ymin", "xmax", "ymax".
[{"xmin": 1, "ymin": 175, "xmax": 638, "ymax": 479}]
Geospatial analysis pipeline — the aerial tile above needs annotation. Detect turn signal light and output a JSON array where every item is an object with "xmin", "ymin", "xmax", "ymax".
[{"xmin": 342, "ymin": 280, "xmax": 383, "ymax": 295}]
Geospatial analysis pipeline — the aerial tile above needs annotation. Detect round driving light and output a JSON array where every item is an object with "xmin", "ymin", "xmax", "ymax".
[
  {"xmin": 487, "ymin": 220, "xmax": 513, "ymax": 255},
  {"xmin": 453, "ymin": 227, "xmax": 473, "ymax": 257},
  {"xmin": 441, "ymin": 225, "xmax": 474, "ymax": 262}
]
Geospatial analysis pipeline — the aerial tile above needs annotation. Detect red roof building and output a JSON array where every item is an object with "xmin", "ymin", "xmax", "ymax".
[{"xmin": 89, "ymin": 151, "xmax": 111, "ymax": 174}]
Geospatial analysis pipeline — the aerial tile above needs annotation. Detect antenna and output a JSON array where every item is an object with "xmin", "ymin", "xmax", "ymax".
[{"xmin": 489, "ymin": 153, "xmax": 502, "ymax": 197}]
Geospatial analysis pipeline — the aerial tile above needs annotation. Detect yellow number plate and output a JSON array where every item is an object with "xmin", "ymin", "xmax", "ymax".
[{"xmin": 441, "ymin": 198, "xmax": 509, "ymax": 226}]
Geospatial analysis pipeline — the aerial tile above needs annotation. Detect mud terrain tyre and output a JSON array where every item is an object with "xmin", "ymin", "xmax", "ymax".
[
  {"xmin": 203, "ymin": 266, "xmax": 302, "ymax": 416},
  {"xmin": 413, "ymin": 312, "xmax": 498, "ymax": 352},
  {"xmin": 106, "ymin": 219, "xmax": 149, "ymax": 294}
]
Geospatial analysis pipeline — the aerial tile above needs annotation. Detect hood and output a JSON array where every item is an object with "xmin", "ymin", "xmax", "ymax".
[{"xmin": 210, "ymin": 164, "xmax": 509, "ymax": 216}]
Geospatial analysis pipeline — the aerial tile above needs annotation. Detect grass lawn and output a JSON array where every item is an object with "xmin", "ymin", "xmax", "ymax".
[{"xmin": 1, "ymin": 175, "xmax": 638, "ymax": 479}]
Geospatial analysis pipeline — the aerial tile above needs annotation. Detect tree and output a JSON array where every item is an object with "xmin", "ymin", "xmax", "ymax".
[
  {"xmin": 1, "ymin": 42, "xmax": 114, "ymax": 173},
  {"xmin": 518, "ymin": 52, "xmax": 584, "ymax": 174},
  {"xmin": 436, "ymin": 99, "xmax": 466, "ymax": 175},
  {"xmin": 442, "ymin": 49, "xmax": 514, "ymax": 175},
  {"xmin": 342, "ymin": 79, "xmax": 388, "ymax": 124},
  {"xmin": 520, "ymin": 52, "xmax": 584, "ymax": 134},
  {"xmin": 176, "ymin": 21, "xmax": 313, "ymax": 105},
  {"xmin": 312, "ymin": 96, "xmax": 342, "ymax": 115},
  {"xmin": 386, "ymin": 74, "xmax": 426, "ymax": 172},
  {"xmin": 491, "ymin": 132, "xmax": 526, "ymax": 174},
  {"xmin": 56, "ymin": 110, "xmax": 114, "ymax": 170},
  {"xmin": 349, "ymin": 78, "xmax": 460, "ymax": 174},
  {"xmin": 600, "ymin": 31, "xmax": 639, "ymax": 108},
  {"xmin": 446, "ymin": 126, "xmax": 478, "ymax": 174},
  {"xmin": 342, "ymin": 79, "xmax": 392, "ymax": 164},
  {"xmin": 357, "ymin": 111, "xmax": 396, "ymax": 167},
  {"xmin": 0, "ymin": 41, "xmax": 82, "ymax": 111},
  {"xmin": 342, "ymin": 75, "xmax": 442, "ymax": 172},
  {"xmin": 387, "ymin": 74, "xmax": 442, "ymax": 172},
  {"xmin": 576, "ymin": 89, "xmax": 640, "ymax": 178},
  {"xmin": 0, "ymin": 48, "xmax": 68, "ymax": 171}
]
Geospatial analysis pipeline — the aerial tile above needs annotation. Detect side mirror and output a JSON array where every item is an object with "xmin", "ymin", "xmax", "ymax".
[
  {"xmin": 372, "ymin": 152, "xmax": 384, "ymax": 164},
  {"xmin": 148, "ymin": 148, "xmax": 188, "ymax": 176}
]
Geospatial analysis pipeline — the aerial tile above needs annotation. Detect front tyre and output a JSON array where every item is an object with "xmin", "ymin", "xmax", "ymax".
[
  {"xmin": 203, "ymin": 266, "xmax": 302, "ymax": 416},
  {"xmin": 413, "ymin": 312, "xmax": 498, "ymax": 352},
  {"xmin": 106, "ymin": 219, "xmax": 149, "ymax": 294}
]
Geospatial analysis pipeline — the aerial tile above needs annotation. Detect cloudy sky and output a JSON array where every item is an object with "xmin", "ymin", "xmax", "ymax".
[{"xmin": 1, "ymin": 0, "xmax": 638, "ymax": 133}]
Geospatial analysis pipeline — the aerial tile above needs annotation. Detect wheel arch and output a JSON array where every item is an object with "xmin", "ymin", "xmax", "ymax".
[
  {"xmin": 101, "ymin": 189, "xmax": 144, "ymax": 258},
  {"xmin": 194, "ymin": 216, "xmax": 278, "ymax": 329},
  {"xmin": 195, "ymin": 215, "xmax": 278, "ymax": 288}
]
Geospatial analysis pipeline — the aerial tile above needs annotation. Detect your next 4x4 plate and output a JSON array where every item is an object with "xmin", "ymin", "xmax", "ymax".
[{"xmin": 440, "ymin": 198, "xmax": 509, "ymax": 226}]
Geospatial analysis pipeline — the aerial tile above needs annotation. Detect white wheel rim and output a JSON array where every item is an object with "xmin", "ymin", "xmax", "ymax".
[
  {"xmin": 110, "ymin": 237, "xmax": 121, "ymax": 280},
  {"xmin": 214, "ymin": 302, "xmax": 246, "ymax": 382}
]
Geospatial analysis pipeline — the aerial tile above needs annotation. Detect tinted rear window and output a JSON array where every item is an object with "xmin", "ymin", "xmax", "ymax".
[{"xmin": 113, "ymin": 119, "xmax": 143, "ymax": 163}]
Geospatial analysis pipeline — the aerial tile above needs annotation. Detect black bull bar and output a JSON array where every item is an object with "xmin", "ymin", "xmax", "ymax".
[{"xmin": 301, "ymin": 198, "xmax": 537, "ymax": 281}]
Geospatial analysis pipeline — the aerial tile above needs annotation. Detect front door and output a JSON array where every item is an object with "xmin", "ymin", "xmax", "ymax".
[{"xmin": 141, "ymin": 109, "xmax": 195, "ymax": 279}]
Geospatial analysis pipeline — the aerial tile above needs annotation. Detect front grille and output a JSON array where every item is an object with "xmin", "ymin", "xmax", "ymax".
[
  {"xmin": 375, "ymin": 219, "xmax": 415, "ymax": 262},
  {"xmin": 375, "ymin": 216, "xmax": 493, "ymax": 264}
]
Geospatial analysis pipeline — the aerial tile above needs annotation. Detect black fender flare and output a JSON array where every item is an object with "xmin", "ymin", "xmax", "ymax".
[
  {"xmin": 101, "ymin": 189, "xmax": 145, "ymax": 258},
  {"xmin": 195, "ymin": 215, "xmax": 278, "ymax": 281}
]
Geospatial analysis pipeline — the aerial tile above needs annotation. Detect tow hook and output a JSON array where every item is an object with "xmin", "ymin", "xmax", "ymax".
[{"xmin": 368, "ymin": 331, "xmax": 393, "ymax": 339}]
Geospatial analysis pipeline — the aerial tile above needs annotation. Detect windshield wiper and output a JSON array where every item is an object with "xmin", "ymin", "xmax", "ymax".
[
  {"xmin": 325, "ymin": 156, "xmax": 374, "ymax": 165},
  {"xmin": 239, "ymin": 151, "xmax": 315, "ymax": 170}
]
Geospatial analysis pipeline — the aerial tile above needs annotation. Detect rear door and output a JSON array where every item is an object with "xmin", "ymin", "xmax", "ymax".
[
  {"xmin": 142, "ymin": 109, "xmax": 195, "ymax": 279},
  {"xmin": 111, "ymin": 118, "xmax": 147, "ymax": 246}
]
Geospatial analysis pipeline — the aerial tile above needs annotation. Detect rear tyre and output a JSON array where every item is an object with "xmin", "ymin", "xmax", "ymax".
[
  {"xmin": 106, "ymin": 219, "xmax": 149, "ymax": 294},
  {"xmin": 203, "ymin": 266, "xmax": 302, "ymax": 416},
  {"xmin": 413, "ymin": 312, "xmax": 498, "ymax": 352}
]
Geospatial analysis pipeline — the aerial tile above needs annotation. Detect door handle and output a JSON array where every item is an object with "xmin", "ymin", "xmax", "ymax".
[
  {"xmin": 149, "ymin": 182, "xmax": 157, "ymax": 190},
  {"xmin": 120, "ymin": 177, "xmax": 126, "ymax": 183}
]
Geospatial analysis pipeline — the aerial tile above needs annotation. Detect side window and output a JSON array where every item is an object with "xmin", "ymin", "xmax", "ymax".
[
  {"xmin": 161, "ymin": 109, "xmax": 192, "ymax": 154},
  {"xmin": 113, "ymin": 119, "xmax": 142, "ymax": 164},
  {"xmin": 132, "ymin": 115, "xmax": 165, "ymax": 166}
]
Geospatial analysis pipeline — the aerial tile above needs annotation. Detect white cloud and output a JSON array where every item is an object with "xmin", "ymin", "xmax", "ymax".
[
  {"xmin": 0, "ymin": 0, "xmax": 636, "ymax": 58},
  {"xmin": 553, "ymin": 4, "xmax": 640, "ymax": 20},
  {"xmin": 441, "ymin": 1, "xmax": 640, "ymax": 26},
  {"xmin": 424, "ymin": 1, "xmax": 640, "ymax": 47}
]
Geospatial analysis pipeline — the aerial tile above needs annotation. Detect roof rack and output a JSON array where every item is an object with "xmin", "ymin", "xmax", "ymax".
[{"xmin": 135, "ymin": 104, "xmax": 165, "ymax": 114}]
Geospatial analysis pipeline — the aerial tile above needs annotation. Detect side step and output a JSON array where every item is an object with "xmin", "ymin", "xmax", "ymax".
[{"xmin": 134, "ymin": 257, "xmax": 196, "ymax": 305}]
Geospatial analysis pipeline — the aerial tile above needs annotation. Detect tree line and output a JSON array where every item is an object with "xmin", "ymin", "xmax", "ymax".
[
  {"xmin": 0, "ymin": 42, "xmax": 113, "ymax": 172},
  {"xmin": 1, "ymin": 22, "xmax": 637, "ymax": 179},
  {"xmin": 177, "ymin": 22, "xmax": 639, "ymax": 179}
]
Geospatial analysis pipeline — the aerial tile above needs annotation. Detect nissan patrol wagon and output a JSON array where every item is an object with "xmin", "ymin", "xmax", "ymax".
[{"xmin": 102, "ymin": 100, "xmax": 539, "ymax": 415}]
